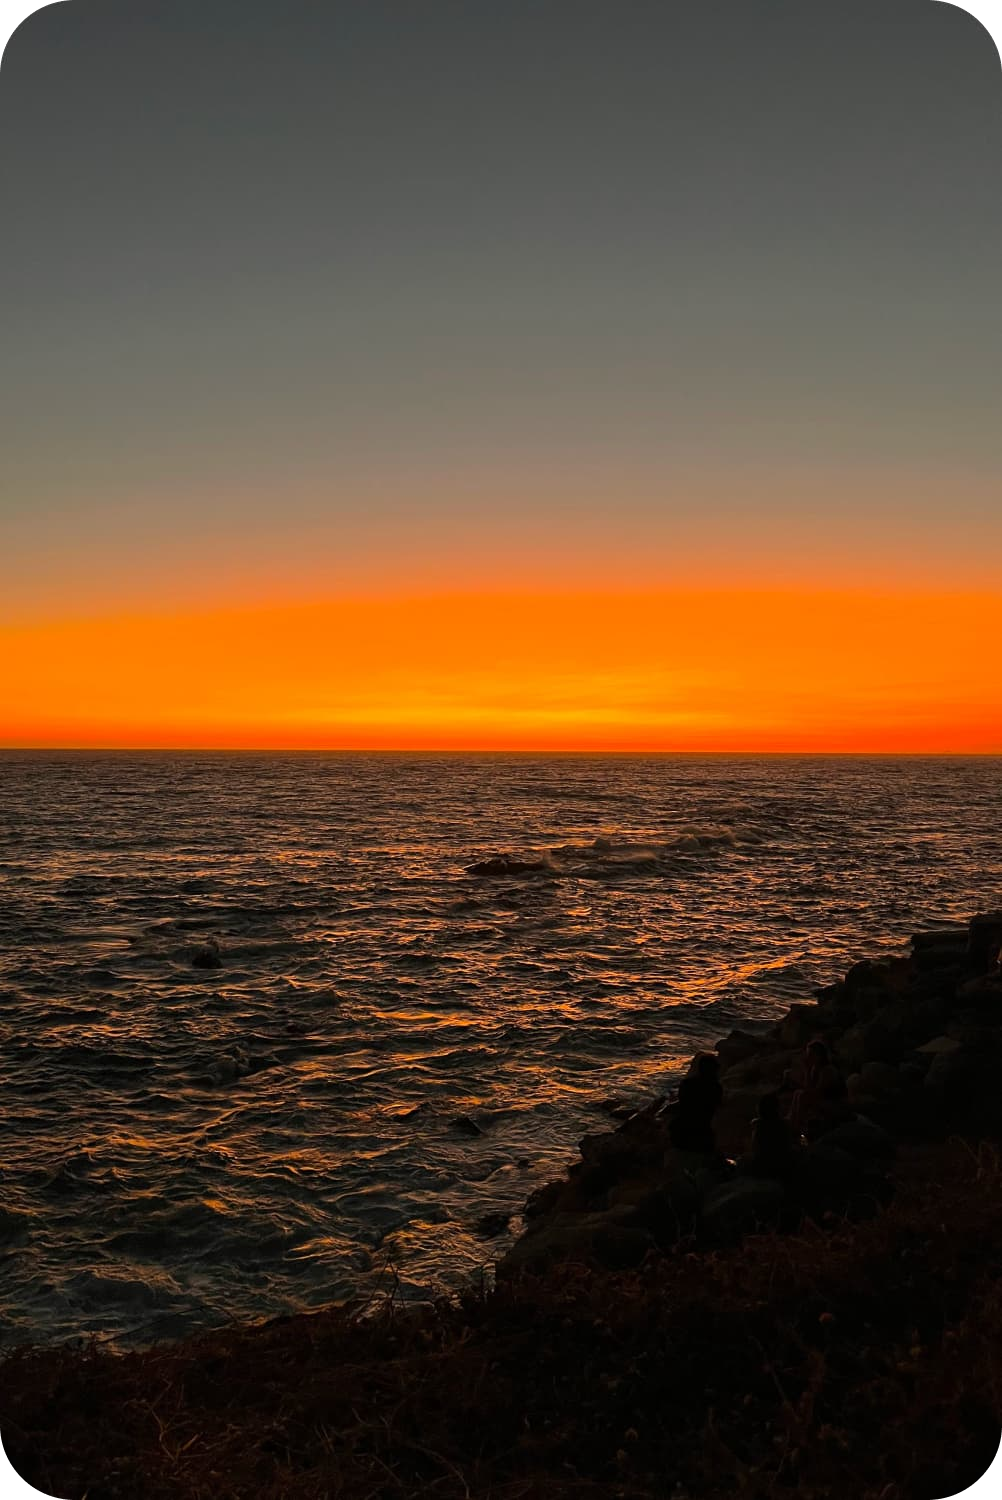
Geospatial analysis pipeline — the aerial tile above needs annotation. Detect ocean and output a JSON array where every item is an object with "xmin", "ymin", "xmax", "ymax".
[{"xmin": 0, "ymin": 751, "xmax": 999, "ymax": 1347}]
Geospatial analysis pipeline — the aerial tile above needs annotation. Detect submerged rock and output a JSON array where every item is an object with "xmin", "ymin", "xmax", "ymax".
[
  {"xmin": 466, "ymin": 854, "xmax": 550, "ymax": 878},
  {"xmin": 473, "ymin": 1210, "xmax": 511, "ymax": 1238},
  {"xmin": 191, "ymin": 940, "xmax": 223, "ymax": 970}
]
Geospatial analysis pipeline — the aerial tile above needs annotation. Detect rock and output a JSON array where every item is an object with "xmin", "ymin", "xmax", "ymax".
[
  {"xmin": 898, "ymin": 1062, "xmax": 926, "ymax": 1089},
  {"xmin": 924, "ymin": 1047, "xmax": 978, "ymax": 1100},
  {"xmin": 905, "ymin": 994, "xmax": 951, "ymax": 1037},
  {"xmin": 501, "ymin": 1209, "xmax": 655, "ymax": 1275},
  {"xmin": 473, "ymin": 1210, "xmax": 511, "ymax": 1238},
  {"xmin": 699, "ymin": 1178, "xmax": 786, "ymax": 1242},
  {"xmin": 860, "ymin": 1060, "xmax": 900, "ymax": 1095},
  {"xmin": 968, "ymin": 911, "xmax": 1002, "ymax": 973},
  {"xmin": 774, "ymin": 1003, "xmax": 822, "ymax": 1049},
  {"xmin": 191, "ymin": 941, "xmax": 222, "ymax": 969},
  {"xmin": 822, "ymin": 1117, "xmax": 894, "ymax": 1161},
  {"xmin": 720, "ymin": 1048, "xmax": 798, "ymax": 1091},
  {"xmin": 466, "ymin": 855, "xmax": 549, "ymax": 878},
  {"xmin": 910, "ymin": 928, "xmax": 968, "ymax": 974},
  {"xmin": 911, "ymin": 926, "xmax": 968, "ymax": 951},
  {"xmin": 956, "ymin": 974, "xmax": 1002, "ymax": 1008},
  {"xmin": 805, "ymin": 1139, "xmax": 859, "ymax": 1180},
  {"xmin": 627, "ymin": 1182, "xmax": 701, "ymax": 1245},
  {"xmin": 844, "ymin": 959, "xmax": 889, "ymax": 994},
  {"xmin": 245, "ymin": 1052, "xmax": 281, "ymax": 1075},
  {"xmin": 451, "ymin": 1115, "xmax": 484, "ymax": 1137},
  {"xmin": 837, "ymin": 1014, "xmax": 899, "ymax": 1070},
  {"xmin": 714, "ymin": 1028, "xmax": 765, "ymax": 1067},
  {"xmin": 946, "ymin": 1013, "xmax": 1002, "ymax": 1047},
  {"xmin": 524, "ymin": 1179, "xmax": 563, "ymax": 1222},
  {"xmin": 846, "ymin": 1071, "xmax": 866, "ymax": 1102},
  {"xmin": 915, "ymin": 1034, "xmax": 964, "ymax": 1056},
  {"xmin": 801, "ymin": 1140, "xmax": 863, "ymax": 1201}
]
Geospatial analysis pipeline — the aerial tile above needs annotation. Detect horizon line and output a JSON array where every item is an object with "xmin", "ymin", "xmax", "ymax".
[{"xmin": 3, "ymin": 746, "xmax": 1001, "ymax": 758}]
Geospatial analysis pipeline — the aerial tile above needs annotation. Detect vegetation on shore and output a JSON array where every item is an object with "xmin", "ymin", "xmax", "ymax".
[{"xmin": 4, "ymin": 1140, "xmax": 1001, "ymax": 1500}]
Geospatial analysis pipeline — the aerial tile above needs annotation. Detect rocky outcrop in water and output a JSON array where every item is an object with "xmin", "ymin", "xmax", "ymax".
[
  {"xmin": 501, "ymin": 910, "xmax": 1002, "ymax": 1276},
  {"xmin": 466, "ymin": 854, "xmax": 552, "ymax": 877},
  {"xmin": 190, "ymin": 939, "xmax": 223, "ymax": 969}
]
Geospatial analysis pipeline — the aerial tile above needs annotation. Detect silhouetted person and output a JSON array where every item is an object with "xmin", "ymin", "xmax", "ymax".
[
  {"xmin": 748, "ymin": 1091, "xmax": 796, "ymax": 1176},
  {"xmin": 789, "ymin": 1039, "xmax": 849, "ymax": 1140},
  {"xmin": 669, "ymin": 1052, "xmax": 722, "ymax": 1154}
]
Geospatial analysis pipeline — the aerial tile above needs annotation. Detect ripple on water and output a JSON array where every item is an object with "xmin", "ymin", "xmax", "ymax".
[{"xmin": 0, "ymin": 751, "xmax": 1000, "ymax": 1345}]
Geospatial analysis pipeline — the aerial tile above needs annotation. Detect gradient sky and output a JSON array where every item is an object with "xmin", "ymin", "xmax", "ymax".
[{"xmin": 2, "ymin": 1, "xmax": 1000, "ymax": 747}]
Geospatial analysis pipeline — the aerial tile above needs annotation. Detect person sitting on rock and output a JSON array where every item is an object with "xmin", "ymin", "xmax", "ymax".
[
  {"xmin": 747, "ymin": 1091, "xmax": 796, "ymax": 1177},
  {"xmin": 789, "ymin": 1039, "xmax": 849, "ymax": 1140},
  {"xmin": 668, "ymin": 1052, "xmax": 723, "ymax": 1154}
]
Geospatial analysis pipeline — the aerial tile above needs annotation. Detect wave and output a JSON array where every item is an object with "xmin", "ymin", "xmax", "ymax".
[{"xmin": 467, "ymin": 826, "xmax": 749, "ymax": 881}]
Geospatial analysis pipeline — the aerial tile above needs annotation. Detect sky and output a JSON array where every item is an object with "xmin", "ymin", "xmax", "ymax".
[{"xmin": 2, "ymin": 0, "xmax": 1000, "ymax": 749}]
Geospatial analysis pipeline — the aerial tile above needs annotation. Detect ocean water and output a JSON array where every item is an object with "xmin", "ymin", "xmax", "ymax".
[{"xmin": 0, "ymin": 751, "xmax": 999, "ymax": 1348}]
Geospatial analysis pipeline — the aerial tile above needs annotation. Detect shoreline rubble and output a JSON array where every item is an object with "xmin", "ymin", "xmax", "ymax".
[{"xmin": 500, "ymin": 911, "xmax": 1002, "ymax": 1275}]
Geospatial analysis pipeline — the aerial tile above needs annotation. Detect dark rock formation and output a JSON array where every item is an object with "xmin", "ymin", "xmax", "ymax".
[
  {"xmin": 466, "ymin": 855, "xmax": 550, "ymax": 878},
  {"xmin": 191, "ymin": 940, "xmax": 222, "ymax": 969},
  {"xmin": 501, "ymin": 911, "xmax": 1002, "ymax": 1277}
]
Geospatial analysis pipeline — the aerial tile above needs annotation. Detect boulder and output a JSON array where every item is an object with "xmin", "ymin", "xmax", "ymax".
[
  {"xmin": 846, "ymin": 1071, "xmax": 868, "ymax": 1103},
  {"xmin": 821, "ymin": 1117, "xmax": 894, "ymax": 1161},
  {"xmin": 500, "ymin": 1209, "xmax": 655, "ymax": 1275},
  {"xmin": 915, "ymin": 1034, "xmax": 964, "ymax": 1057},
  {"xmin": 905, "ymin": 994, "xmax": 951, "ymax": 1038},
  {"xmin": 946, "ymin": 1013, "xmax": 1002, "ymax": 1048},
  {"xmin": 844, "ymin": 958, "xmax": 897, "ymax": 995},
  {"xmin": 968, "ymin": 911, "xmax": 1002, "ymax": 973},
  {"xmin": 804, "ymin": 1139, "xmax": 859, "ymax": 1183},
  {"xmin": 578, "ymin": 1118, "xmax": 666, "ymax": 1178},
  {"xmin": 714, "ymin": 1028, "xmax": 766, "ymax": 1068},
  {"xmin": 955, "ymin": 974, "xmax": 1002, "ymax": 1008},
  {"xmin": 911, "ymin": 926, "xmax": 968, "ymax": 952},
  {"xmin": 608, "ymin": 1176, "xmax": 700, "ymax": 1245},
  {"xmin": 860, "ymin": 1060, "xmax": 901, "ymax": 1096},
  {"xmin": 924, "ymin": 1046, "xmax": 978, "ymax": 1101},
  {"xmin": 191, "ymin": 942, "xmax": 222, "ymax": 970},
  {"xmin": 474, "ymin": 1210, "xmax": 512, "ymax": 1238},
  {"xmin": 466, "ymin": 855, "xmax": 549, "ymax": 878},
  {"xmin": 523, "ymin": 1179, "xmax": 564, "ymax": 1222},
  {"xmin": 837, "ymin": 1013, "xmax": 901, "ymax": 1070},
  {"xmin": 720, "ymin": 1047, "xmax": 798, "ymax": 1092},
  {"xmin": 699, "ymin": 1178, "xmax": 786, "ymax": 1242},
  {"xmin": 774, "ymin": 1003, "xmax": 823, "ymax": 1049}
]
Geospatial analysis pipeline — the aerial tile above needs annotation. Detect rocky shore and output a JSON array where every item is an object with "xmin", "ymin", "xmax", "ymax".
[
  {"xmin": 3, "ymin": 913, "xmax": 1002, "ymax": 1500},
  {"xmin": 502, "ymin": 911, "xmax": 1002, "ymax": 1275}
]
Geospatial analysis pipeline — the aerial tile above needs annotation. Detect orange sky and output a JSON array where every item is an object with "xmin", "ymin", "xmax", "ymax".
[{"xmin": 4, "ymin": 584, "xmax": 1000, "ymax": 751}]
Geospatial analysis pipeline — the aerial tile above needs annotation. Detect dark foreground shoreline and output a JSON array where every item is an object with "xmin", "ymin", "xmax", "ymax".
[{"xmin": 4, "ymin": 915, "xmax": 1002, "ymax": 1500}]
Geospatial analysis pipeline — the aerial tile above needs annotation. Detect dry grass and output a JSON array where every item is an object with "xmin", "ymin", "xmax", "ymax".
[{"xmin": 3, "ymin": 1139, "xmax": 1001, "ymax": 1500}]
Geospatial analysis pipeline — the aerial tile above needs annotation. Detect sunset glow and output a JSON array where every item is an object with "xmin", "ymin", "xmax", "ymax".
[
  {"xmin": 5, "ymin": 585, "xmax": 1000, "ymax": 752},
  {"xmin": 4, "ymin": 3, "xmax": 1000, "ymax": 756}
]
